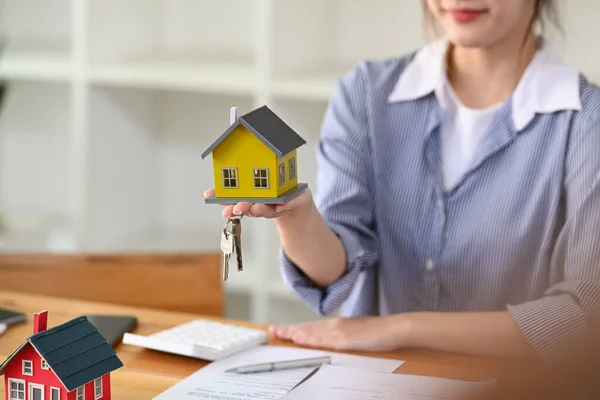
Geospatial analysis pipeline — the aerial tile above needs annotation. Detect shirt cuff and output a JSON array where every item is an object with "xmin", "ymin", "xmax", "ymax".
[
  {"xmin": 279, "ymin": 223, "xmax": 378, "ymax": 317},
  {"xmin": 507, "ymin": 293, "xmax": 591, "ymax": 363}
]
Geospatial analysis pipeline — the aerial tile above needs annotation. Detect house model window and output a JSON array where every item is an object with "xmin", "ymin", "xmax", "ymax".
[
  {"xmin": 22, "ymin": 360, "xmax": 33, "ymax": 375},
  {"xmin": 77, "ymin": 386, "xmax": 84, "ymax": 400},
  {"xmin": 222, "ymin": 168, "xmax": 238, "ymax": 188},
  {"xmin": 253, "ymin": 169, "xmax": 269, "ymax": 188},
  {"xmin": 95, "ymin": 377, "xmax": 103, "ymax": 399},
  {"xmin": 41, "ymin": 359, "xmax": 49, "ymax": 370},
  {"xmin": 289, "ymin": 158, "xmax": 296, "ymax": 180},
  {"xmin": 279, "ymin": 164, "xmax": 285, "ymax": 186},
  {"xmin": 9, "ymin": 380, "xmax": 25, "ymax": 400},
  {"xmin": 51, "ymin": 387, "xmax": 60, "ymax": 400}
]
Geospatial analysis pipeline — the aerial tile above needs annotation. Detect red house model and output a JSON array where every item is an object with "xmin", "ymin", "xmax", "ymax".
[{"xmin": 0, "ymin": 310, "xmax": 123, "ymax": 400}]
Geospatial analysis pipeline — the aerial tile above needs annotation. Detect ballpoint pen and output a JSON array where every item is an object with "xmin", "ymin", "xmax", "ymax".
[{"xmin": 225, "ymin": 356, "xmax": 332, "ymax": 374}]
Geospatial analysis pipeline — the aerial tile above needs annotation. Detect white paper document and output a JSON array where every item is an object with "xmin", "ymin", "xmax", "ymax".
[
  {"xmin": 153, "ymin": 345, "xmax": 405, "ymax": 400},
  {"xmin": 281, "ymin": 364, "xmax": 495, "ymax": 400}
]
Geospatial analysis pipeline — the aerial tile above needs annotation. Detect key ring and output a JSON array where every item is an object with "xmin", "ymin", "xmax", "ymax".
[{"xmin": 223, "ymin": 214, "xmax": 243, "ymax": 237}]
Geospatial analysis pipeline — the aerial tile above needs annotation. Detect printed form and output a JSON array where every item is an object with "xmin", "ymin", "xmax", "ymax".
[
  {"xmin": 281, "ymin": 364, "xmax": 496, "ymax": 400},
  {"xmin": 153, "ymin": 345, "xmax": 404, "ymax": 400}
]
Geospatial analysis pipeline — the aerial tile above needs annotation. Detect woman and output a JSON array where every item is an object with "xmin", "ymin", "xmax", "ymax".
[{"xmin": 206, "ymin": 0, "xmax": 600, "ymax": 363}]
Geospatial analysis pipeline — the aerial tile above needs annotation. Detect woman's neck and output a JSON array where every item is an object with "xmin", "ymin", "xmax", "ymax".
[{"xmin": 446, "ymin": 32, "xmax": 538, "ymax": 109}]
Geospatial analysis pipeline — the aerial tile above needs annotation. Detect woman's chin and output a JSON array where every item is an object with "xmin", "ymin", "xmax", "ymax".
[{"xmin": 447, "ymin": 31, "xmax": 498, "ymax": 49}]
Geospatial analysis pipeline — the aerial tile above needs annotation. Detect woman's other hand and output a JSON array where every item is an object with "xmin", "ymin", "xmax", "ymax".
[
  {"xmin": 203, "ymin": 187, "xmax": 314, "ymax": 219},
  {"xmin": 268, "ymin": 316, "xmax": 409, "ymax": 352}
]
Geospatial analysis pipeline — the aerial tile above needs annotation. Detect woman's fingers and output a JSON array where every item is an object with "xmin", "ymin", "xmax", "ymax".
[
  {"xmin": 249, "ymin": 203, "xmax": 278, "ymax": 218},
  {"xmin": 205, "ymin": 187, "xmax": 308, "ymax": 219},
  {"xmin": 269, "ymin": 323, "xmax": 307, "ymax": 341},
  {"xmin": 270, "ymin": 321, "xmax": 335, "ymax": 348},
  {"xmin": 221, "ymin": 202, "xmax": 277, "ymax": 218},
  {"xmin": 222, "ymin": 204, "xmax": 235, "ymax": 218},
  {"xmin": 232, "ymin": 202, "xmax": 252, "ymax": 216},
  {"xmin": 275, "ymin": 188, "xmax": 310, "ymax": 212}
]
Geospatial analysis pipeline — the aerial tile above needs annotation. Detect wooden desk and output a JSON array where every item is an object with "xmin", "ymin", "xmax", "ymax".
[{"xmin": 0, "ymin": 291, "xmax": 512, "ymax": 399}]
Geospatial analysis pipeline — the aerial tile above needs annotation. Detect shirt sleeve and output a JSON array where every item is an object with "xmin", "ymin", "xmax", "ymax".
[
  {"xmin": 279, "ymin": 62, "xmax": 380, "ymax": 317},
  {"xmin": 507, "ymin": 104, "xmax": 600, "ymax": 363}
]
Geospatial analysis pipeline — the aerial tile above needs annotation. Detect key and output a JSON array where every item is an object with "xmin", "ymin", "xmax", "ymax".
[
  {"xmin": 221, "ymin": 227, "xmax": 234, "ymax": 280},
  {"xmin": 232, "ymin": 218, "xmax": 243, "ymax": 271}
]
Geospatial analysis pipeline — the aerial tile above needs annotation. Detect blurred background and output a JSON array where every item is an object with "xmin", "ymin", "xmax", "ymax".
[{"xmin": 0, "ymin": 0, "xmax": 598, "ymax": 325}]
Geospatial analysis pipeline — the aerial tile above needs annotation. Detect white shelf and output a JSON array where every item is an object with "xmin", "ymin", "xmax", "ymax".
[
  {"xmin": 270, "ymin": 70, "xmax": 344, "ymax": 101},
  {"xmin": 0, "ymin": 0, "xmax": 73, "ymax": 80},
  {"xmin": 1, "ymin": 0, "xmax": 599, "ymax": 324},
  {"xmin": 0, "ymin": 45, "xmax": 74, "ymax": 82},
  {"xmin": 89, "ymin": 52, "xmax": 258, "ymax": 94},
  {"xmin": 87, "ymin": 0, "xmax": 259, "ymax": 94}
]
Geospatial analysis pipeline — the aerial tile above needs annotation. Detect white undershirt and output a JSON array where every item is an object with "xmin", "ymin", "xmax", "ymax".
[{"xmin": 440, "ymin": 80, "xmax": 502, "ymax": 191}]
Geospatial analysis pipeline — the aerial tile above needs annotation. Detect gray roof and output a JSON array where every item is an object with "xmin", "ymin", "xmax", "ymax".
[
  {"xmin": 201, "ymin": 105, "xmax": 306, "ymax": 159},
  {"xmin": 0, "ymin": 316, "xmax": 123, "ymax": 391}
]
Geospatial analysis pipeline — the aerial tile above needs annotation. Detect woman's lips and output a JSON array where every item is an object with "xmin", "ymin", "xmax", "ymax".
[{"xmin": 448, "ymin": 9, "xmax": 485, "ymax": 23}]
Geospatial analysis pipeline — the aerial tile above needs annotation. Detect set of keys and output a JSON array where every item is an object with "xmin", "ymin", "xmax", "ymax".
[{"xmin": 220, "ymin": 216, "xmax": 243, "ymax": 280}]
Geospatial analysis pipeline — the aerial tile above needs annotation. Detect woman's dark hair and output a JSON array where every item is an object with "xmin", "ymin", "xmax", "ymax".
[{"xmin": 534, "ymin": 0, "xmax": 562, "ymax": 34}]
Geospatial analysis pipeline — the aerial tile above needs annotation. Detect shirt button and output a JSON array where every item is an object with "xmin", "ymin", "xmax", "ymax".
[{"xmin": 425, "ymin": 259, "xmax": 435, "ymax": 271}]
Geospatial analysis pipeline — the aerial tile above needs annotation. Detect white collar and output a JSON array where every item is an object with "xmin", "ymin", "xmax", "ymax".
[{"xmin": 387, "ymin": 37, "xmax": 582, "ymax": 131}]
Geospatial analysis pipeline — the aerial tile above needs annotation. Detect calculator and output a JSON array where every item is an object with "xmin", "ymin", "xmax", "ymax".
[{"xmin": 122, "ymin": 319, "xmax": 268, "ymax": 361}]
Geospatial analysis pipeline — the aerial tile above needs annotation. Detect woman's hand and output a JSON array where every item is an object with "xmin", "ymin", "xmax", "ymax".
[
  {"xmin": 204, "ymin": 185, "xmax": 345, "ymax": 287},
  {"xmin": 203, "ymin": 187, "xmax": 314, "ymax": 219},
  {"xmin": 268, "ymin": 315, "xmax": 409, "ymax": 352}
]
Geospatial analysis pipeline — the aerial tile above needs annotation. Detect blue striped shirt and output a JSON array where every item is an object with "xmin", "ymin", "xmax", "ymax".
[{"xmin": 280, "ymin": 38, "xmax": 600, "ymax": 362}]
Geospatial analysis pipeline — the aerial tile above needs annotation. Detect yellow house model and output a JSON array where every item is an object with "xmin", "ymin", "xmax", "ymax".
[{"xmin": 202, "ymin": 105, "xmax": 308, "ymax": 204}]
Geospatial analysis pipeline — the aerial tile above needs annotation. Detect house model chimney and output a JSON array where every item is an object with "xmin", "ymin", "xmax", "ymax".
[
  {"xmin": 33, "ymin": 310, "xmax": 48, "ymax": 334},
  {"xmin": 230, "ymin": 107, "xmax": 238, "ymax": 125}
]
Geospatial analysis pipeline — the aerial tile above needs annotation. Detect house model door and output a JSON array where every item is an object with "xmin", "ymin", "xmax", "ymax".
[{"xmin": 29, "ymin": 383, "xmax": 44, "ymax": 400}]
